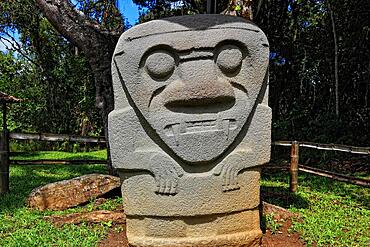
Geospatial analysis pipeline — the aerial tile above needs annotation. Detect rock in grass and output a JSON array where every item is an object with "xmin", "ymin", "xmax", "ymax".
[
  {"xmin": 27, "ymin": 174, "xmax": 121, "ymax": 211},
  {"xmin": 44, "ymin": 210, "xmax": 126, "ymax": 226}
]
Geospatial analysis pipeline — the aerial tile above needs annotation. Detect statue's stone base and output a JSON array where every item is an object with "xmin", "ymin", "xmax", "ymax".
[
  {"xmin": 126, "ymin": 209, "xmax": 262, "ymax": 247},
  {"xmin": 129, "ymin": 230, "xmax": 261, "ymax": 247}
]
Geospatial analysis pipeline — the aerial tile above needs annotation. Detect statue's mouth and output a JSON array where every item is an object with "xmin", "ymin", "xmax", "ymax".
[
  {"xmin": 164, "ymin": 118, "xmax": 237, "ymax": 145},
  {"xmin": 147, "ymin": 85, "xmax": 250, "ymax": 162}
]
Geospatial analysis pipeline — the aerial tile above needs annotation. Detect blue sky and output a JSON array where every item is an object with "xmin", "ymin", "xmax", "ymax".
[
  {"xmin": 119, "ymin": 0, "xmax": 140, "ymax": 25},
  {"xmin": 0, "ymin": 30, "xmax": 20, "ymax": 53},
  {"xmin": 0, "ymin": 40, "xmax": 8, "ymax": 52},
  {"xmin": 70, "ymin": 0, "xmax": 140, "ymax": 25}
]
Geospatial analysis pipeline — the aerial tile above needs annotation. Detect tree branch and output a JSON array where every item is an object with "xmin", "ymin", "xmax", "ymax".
[
  {"xmin": 0, "ymin": 33, "xmax": 38, "ymax": 66},
  {"xmin": 34, "ymin": 0, "xmax": 121, "ymax": 51}
]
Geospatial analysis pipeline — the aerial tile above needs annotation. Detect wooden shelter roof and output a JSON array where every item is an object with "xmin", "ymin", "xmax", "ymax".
[{"xmin": 0, "ymin": 92, "xmax": 23, "ymax": 104}]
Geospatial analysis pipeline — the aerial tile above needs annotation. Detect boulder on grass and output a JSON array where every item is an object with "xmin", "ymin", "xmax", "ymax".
[
  {"xmin": 44, "ymin": 210, "xmax": 126, "ymax": 226},
  {"xmin": 27, "ymin": 174, "xmax": 121, "ymax": 211}
]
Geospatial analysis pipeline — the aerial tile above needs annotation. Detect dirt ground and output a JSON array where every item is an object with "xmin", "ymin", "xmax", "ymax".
[{"xmin": 261, "ymin": 219, "xmax": 305, "ymax": 247}]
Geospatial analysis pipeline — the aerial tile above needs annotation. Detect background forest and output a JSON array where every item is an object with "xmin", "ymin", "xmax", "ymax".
[{"xmin": 0, "ymin": 0, "xmax": 369, "ymax": 148}]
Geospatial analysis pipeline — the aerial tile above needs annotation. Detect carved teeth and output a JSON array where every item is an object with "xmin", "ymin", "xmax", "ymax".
[
  {"xmin": 172, "ymin": 124, "xmax": 180, "ymax": 145},
  {"xmin": 223, "ymin": 119, "xmax": 230, "ymax": 140}
]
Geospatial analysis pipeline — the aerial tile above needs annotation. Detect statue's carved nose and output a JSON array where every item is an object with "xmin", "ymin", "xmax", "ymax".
[
  {"xmin": 162, "ymin": 60, "xmax": 235, "ymax": 108},
  {"xmin": 163, "ymin": 79, "xmax": 235, "ymax": 108}
]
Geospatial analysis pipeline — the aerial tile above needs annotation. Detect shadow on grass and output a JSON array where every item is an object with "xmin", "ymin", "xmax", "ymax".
[
  {"xmin": 262, "ymin": 170, "xmax": 369, "ymax": 209},
  {"xmin": 0, "ymin": 164, "xmax": 107, "ymax": 213},
  {"xmin": 261, "ymin": 185, "xmax": 310, "ymax": 209}
]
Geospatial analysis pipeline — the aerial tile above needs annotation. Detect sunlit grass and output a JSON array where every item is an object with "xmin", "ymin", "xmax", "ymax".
[
  {"xmin": 262, "ymin": 171, "xmax": 370, "ymax": 247},
  {"xmin": 0, "ymin": 150, "xmax": 111, "ymax": 246},
  {"xmin": 11, "ymin": 149, "xmax": 107, "ymax": 160}
]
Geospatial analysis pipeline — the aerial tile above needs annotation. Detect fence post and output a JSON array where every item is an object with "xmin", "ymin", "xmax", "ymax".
[
  {"xmin": 289, "ymin": 141, "xmax": 299, "ymax": 193},
  {"xmin": 0, "ymin": 129, "xmax": 9, "ymax": 194},
  {"xmin": 0, "ymin": 102, "xmax": 9, "ymax": 194}
]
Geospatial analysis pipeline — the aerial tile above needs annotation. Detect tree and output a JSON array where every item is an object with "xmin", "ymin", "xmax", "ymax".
[
  {"xmin": 0, "ymin": 0, "xmax": 102, "ymax": 147},
  {"xmin": 34, "ymin": 0, "xmax": 126, "ymax": 173},
  {"xmin": 255, "ymin": 0, "xmax": 369, "ymax": 145}
]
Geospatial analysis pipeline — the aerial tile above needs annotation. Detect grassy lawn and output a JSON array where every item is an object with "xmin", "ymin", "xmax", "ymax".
[
  {"xmin": 262, "ymin": 171, "xmax": 370, "ymax": 247},
  {"xmin": 1, "ymin": 151, "xmax": 369, "ymax": 246},
  {"xmin": 1, "ymin": 150, "xmax": 119, "ymax": 246},
  {"xmin": 10, "ymin": 150, "xmax": 107, "ymax": 161}
]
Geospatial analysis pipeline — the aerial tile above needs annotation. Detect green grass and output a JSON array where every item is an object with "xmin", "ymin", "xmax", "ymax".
[
  {"xmin": 0, "ymin": 150, "xmax": 116, "ymax": 246},
  {"xmin": 262, "ymin": 171, "xmax": 370, "ymax": 247},
  {"xmin": 1, "ymin": 151, "xmax": 369, "ymax": 246},
  {"xmin": 11, "ymin": 150, "xmax": 107, "ymax": 161}
]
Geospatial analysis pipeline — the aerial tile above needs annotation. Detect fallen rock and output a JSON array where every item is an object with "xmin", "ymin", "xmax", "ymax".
[
  {"xmin": 45, "ymin": 210, "xmax": 125, "ymax": 226},
  {"xmin": 27, "ymin": 174, "xmax": 121, "ymax": 211},
  {"xmin": 262, "ymin": 201, "xmax": 299, "ymax": 221}
]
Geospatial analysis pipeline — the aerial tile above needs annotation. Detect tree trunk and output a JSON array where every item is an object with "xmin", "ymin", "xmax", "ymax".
[
  {"xmin": 35, "ymin": 0, "xmax": 123, "ymax": 174},
  {"xmin": 328, "ymin": 1, "xmax": 339, "ymax": 117}
]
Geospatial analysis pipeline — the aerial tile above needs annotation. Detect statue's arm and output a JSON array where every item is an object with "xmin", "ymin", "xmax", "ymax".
[
  {"xmin": 213, "ymin": 149, "xmax": 255, "ymax": 191},
  {"xmin": 213, "ymin": 103, "xmax": 271, "ymax": 192},
  {"xmin": 126, "ymin": 150, "xmax": 184, "ymax": 195},
  {"xmin": 109, "ymin": 108, "xmax": 183, "ymax": 195}
]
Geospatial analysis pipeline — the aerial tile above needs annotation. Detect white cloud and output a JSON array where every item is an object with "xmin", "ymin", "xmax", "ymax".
[
  {"xmin": 0, "ymin": 38, "xmax": 12, "ymax": 53},
  {"xmin": 0, "ymin": 32, "xmax": 20, "ymax": 53},
  {"xmin": 0, "ymin": 41, "xmax": 6, "ymax": 52}
]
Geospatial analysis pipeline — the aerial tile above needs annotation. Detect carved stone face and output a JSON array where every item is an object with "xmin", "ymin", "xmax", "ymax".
[{"xmin": 113, "ymin": 15, "xmax": 269, "ymax": 163}]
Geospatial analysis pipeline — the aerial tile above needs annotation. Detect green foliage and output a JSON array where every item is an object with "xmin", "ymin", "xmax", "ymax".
[
  {"xmin": 0, "ymin": 48, "xmax": 101, "ymax": 135},
  {"xmin": 134, "ymin": 0, "xmax": 206, "ymax": 22},
  {"xmin": 255, "ymin": 0, "xmax": 369, "ymax": 146},
  {"xmin": 0, "ymin": 0, "xmax": 102, "ymax": 137},
  {"xmin": 264, "ymin": 213, "xmax": 283, "ymax": 234},
  {"xmin": 73, "ymin": 0, "xmax": 124, "ymax": 30},
  {"xmin": 1, "ymin": 0, "xmax": 369, "ymax": 146}
]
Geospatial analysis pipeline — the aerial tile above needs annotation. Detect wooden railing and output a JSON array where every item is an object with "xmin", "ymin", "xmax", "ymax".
[
  {"xmin": 9, "ymin": 132, "xmax": 106, "ymax": 143},
  {"xmin": 272, "ymin": 141, "xmax": 370, "ymax": 191},
  {"xmin": 0, "ymin": 132, "xmax": 106, "ymax": 193},
  {"xmin": 273, "ymin": 141, "xmax": 370, "ymax": 155},
  {"xmin": 8, "ymin": 132, "xmax": 107, "ymax": 165}
]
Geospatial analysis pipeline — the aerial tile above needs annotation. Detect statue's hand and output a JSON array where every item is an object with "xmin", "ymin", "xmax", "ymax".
[
  {"xmin": 150, "ymin": 153, "xmax": 184, "ymax": 195},
  {"xmin": 214, "ymin": 149, "xmax": 254, "ymax": 192}
]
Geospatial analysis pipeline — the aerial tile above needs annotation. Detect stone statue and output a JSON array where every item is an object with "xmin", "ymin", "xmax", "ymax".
[{"xmin": 109, "ymin": 14, "xmax": 271, "ymax": 247}]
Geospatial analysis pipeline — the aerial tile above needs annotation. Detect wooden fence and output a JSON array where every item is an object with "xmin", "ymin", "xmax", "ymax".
[
  {"xmin": 9, "ymin": 132, "xmax": 106, "ymax": 143},
  {"xmin": 8, "ymin": 132, "xmax": 106, "ymax": 166},
  {"xmin": 272, "ymin": 141, "xmax": 370, "ymax": 191},
  {"xmin": 0, "ymin": 132, "xmax": 106, "ymax": 193},
  {"xmin": 1, "ymin": 131, "xmax": 369, "ymax": 194}
]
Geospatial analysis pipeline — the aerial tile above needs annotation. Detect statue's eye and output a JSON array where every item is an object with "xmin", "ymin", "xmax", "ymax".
[
  {"xmin": 145, "ymin": 51, "xmax": 175, "ymax": 79},
  {"xmin": 216, "ymin": 45, "xmax": 243, "ymax": 75}
]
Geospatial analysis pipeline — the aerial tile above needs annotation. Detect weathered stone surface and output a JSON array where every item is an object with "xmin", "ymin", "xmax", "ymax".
[
  {"xmin": 27, "ymin": 174, "xmax": 121, "ymax": 211},
  {"xmin": 109, "ymin": 14, "xmax": 271, "ymax": 246},
  {"xmin": 44, "ymin": 210, "xmax": 125, "ymax": 226}
]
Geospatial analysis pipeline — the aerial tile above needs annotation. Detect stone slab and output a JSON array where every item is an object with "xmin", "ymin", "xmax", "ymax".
[{"xmin": 27, "ymin": 174, "xmax": 121, "ymax": 211}]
